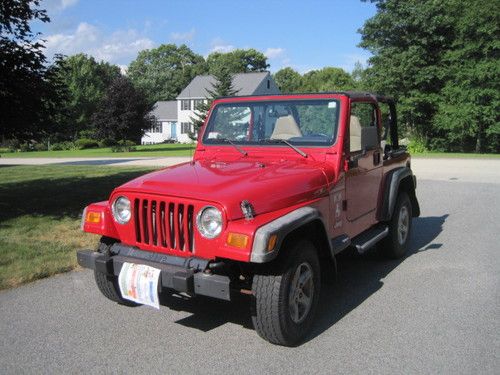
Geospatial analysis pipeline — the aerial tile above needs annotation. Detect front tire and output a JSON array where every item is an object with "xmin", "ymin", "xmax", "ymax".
[
  {"xmin": 380, "ymin": 191, "xmax": 412, "ymax": 259},
  {"xmin": 94, "ymin": 237, "xmax": 138, "ymax": 307},
  {"xmin": 251, "ymin": 240, "xmax": 321, "ymax": 346}
]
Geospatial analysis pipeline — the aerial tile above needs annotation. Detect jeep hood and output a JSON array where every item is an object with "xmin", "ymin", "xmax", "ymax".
[{"xmin": 115, "ymin": 158, "xmax": 330, "ymax": 220}]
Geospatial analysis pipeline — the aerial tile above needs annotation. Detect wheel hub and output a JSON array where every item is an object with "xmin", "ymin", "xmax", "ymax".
[
  {"xmin": 398, "ymin": 205, "xmax": 409, "ymax": 245},
  {"xmin": 288, "ymin": 262, "xmax": 314, "ymax": 324}
]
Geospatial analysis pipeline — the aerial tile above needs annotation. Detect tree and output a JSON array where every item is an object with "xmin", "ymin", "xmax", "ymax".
[
  {"xmin": 191, "ymin": 68, "xmax": 240, "ymax": 134},
  {"xmin": 56, "ymin": 54, "xmax": 121, "ymax": 138},
  {"xmin": 301, "ymin": 67, "xmax": 354, "ymax": 92},
  {"xmin": 434, "ymin": 1, "xmax": 499, "ymax": 152},
  {"xmin": 273, "ymin": 67, "xmax": 302, "ymax": 93},
  {"xmin": 359, "ymin": 0, "xmax": 499, "ymax": 152},
  {"xmin": 207, "ymin": 49, "xmax": 269, "ymax": 75},
  {"xmin": 128, "ymin": 44, "xmax": 206, "ymax": 104},
  {"xmin": 91, "ymin": 76, "xmax": 153, "ymax": 143},
  {"xmin": 0, "ymin": 0, "xmax": 62, "ymax": 140}
]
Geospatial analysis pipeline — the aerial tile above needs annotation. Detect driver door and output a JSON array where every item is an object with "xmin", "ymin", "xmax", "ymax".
[{"xmin": 345, "ymin": 102, "xmax": 382, "ymax": 223}]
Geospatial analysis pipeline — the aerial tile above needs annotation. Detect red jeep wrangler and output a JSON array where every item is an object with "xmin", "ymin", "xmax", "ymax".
[{"xmin": 77, "ymin": 92, "xmax": 419, "ymax": 346}]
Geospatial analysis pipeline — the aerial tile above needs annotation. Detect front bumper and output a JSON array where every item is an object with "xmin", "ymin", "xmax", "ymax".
[{"xmin": 77, "ymin": 243, "xmax": 231, "ymax": 301}]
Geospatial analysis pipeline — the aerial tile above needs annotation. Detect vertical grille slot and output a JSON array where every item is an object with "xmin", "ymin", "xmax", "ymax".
[
  {"xmin": 168, "ymin": 203, "xmax": 175, "ymax": 248},
  {"xmin": 158, "ymin": 202, "xmax": 166, "ymax": 247},
  {"xmin": 134, "ymin": 199, "xmax": 141, "ymax": 242},
  {"xmin": 142, "ymin": 199, "xmax": 149, "ymax": 244},
  {"xmin": 178, "ymin": 204, "xmax": 185, "ymax": 250},
  {"xmin": 133, "ymin": 197, "xmax": 195, "ymax": 253},
  {"xmin": 187, "ymin": 205, "xmax": 194, "ymax": 252}
]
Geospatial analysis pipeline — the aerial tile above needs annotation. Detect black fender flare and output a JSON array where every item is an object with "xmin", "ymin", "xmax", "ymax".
[
  {"xmin": 378, "ymin": 167, "xmax": 420, "ymax": 221},
  {"xmin": 250, "ymin": 206, "xmax": 334, "ymax": 264}
]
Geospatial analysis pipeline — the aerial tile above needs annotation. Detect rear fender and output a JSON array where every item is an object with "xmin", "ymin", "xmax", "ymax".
[{"xmin": 378, "ymin": 167, "xmax": 420, "ymax": 221}]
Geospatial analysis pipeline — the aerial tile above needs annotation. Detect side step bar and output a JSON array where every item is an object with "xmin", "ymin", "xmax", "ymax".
[{"xmin": 351, "ymin": 226, "xmax": 389, "ymax": 254}]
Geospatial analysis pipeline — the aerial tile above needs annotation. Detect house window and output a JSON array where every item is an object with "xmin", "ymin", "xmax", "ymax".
[
  {"xmin": 181, "ymin": 99, "xmax": 191, "ymax": 110},
  {"xmin": 181, "ymin": 122, "xmax": 192, "ymax": 134},
  {"xmin": 150, "ymin": 121, "xmax": 162, "ymax": 133},
  {"xmin": 193, "ymin": 99, "xmax": 205, "ymax": 110}
]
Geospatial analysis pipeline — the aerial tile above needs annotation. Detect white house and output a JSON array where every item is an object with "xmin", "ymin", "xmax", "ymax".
[
  {"xmin": 142, "ymin": 72, "xmax": 281, "ymax": 144},
  {"xmin": 141, "ymin": 101, "xmax": 177, "ymax": 145}
]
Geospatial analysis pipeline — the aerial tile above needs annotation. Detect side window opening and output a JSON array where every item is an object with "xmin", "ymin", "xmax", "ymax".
[{"xmin": 349, "ymin": 103, "xmax": 379, "ymax": 153}]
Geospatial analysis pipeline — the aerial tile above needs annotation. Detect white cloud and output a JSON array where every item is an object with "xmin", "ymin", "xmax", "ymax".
[
  {"xmin": 118, "ymin": 65, "xmax": 128, "ymax": 75},
  {"xmin": 43, "ymin": 0, "xmax": 78, "ymax": 12},
  {"xmin": 210, "ymin": 44, "xmax": 235, "ymax": 53},
  {"xmin": 340, "ymin": 52, "xmax": 371, "ymax": 72},
  {"xmin": 42, "ymin": 22, "xmax": 155, "ymax": 65},
  {"xmin": 61, "ymin": 0, "xmax": 78, "ymax": 8},
  {"xmin": 264, "ymin": 47, "xmax": 285, "ymax": 59},
  {"xmin": 170, "ymin": 28, "xmax": 196, "ymax": 42},
  {"xmin": 207, "ymin": 37, "xmax": 235, "ymax": 54}
]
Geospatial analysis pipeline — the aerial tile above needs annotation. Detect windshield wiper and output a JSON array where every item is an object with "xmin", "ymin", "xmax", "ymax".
[
  {"xmin": 263, "ymin": 138, "xmax": 307, "ymax": 158},
  {"xmin": 219, "ymin": 138, "xmax": 248, "ymax": 156}
]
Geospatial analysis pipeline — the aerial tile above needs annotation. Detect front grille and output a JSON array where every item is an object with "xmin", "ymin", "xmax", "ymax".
[{"xmin": 134, "ymin": 198, "xmax": 195, "ymax": 252}]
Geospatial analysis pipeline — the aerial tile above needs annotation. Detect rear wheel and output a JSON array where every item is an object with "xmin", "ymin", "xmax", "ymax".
[
  {"xmin": 94, "ymin": 237, "xmax": 138, "ymax": 306},
  {"xmin": 380, "ymin": 191, "xmax": 412, "ymax": 259},
  {"xmin": 251, "ymin": 239, "xmax": 320, "ymax": 346}
]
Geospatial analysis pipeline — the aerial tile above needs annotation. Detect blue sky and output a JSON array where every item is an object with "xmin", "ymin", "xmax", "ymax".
[{"xmin": 38, "ymin": 0, "xmax": 377, "ymax": 73}]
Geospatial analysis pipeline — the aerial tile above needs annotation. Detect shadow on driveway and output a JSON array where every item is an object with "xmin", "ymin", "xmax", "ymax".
[{"xmin": 153, "ymin": 215, "xmax": 449, "ymax": 343}]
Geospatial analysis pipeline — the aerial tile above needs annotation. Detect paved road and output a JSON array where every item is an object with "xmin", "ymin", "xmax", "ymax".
[{"xmin": 1, "ymin": 159, "xmax": 499, "ymax": 374}]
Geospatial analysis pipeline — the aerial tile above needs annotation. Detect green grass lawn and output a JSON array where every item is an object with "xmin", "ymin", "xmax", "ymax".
[
  {"xmin": 1, "ymin": 143, "xmax": 497, "ymax": 159},
  {"xmin": 0, "ymin": 165, "xmax": 154, "ymax": 289},
  {"xmin": 0, "ymin": 143, "xmax": 195, "ymax": 158}
]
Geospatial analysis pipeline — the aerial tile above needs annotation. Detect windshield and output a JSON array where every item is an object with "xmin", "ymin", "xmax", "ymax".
[{"xmin": 203, "ymin": 99, "xmax": 340, "ymax": 147}]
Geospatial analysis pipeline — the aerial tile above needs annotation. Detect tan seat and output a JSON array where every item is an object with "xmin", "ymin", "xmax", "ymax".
[
  {"xmin": 350, "ymin": 115, "xmax": 362, "ymax": 151},
  {"xmin": 270, "ymin": 115, "xmax": 302, "ymax": 140}
]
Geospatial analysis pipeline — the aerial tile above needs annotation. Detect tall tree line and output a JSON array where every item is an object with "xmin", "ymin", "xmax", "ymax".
[
  {"xmin": 358, "ymin": 0, "xmax": 499, "ymax": 153},
  {"xmin": 1, "ymin": 0, "xmax": 498, "ymax": 152}
]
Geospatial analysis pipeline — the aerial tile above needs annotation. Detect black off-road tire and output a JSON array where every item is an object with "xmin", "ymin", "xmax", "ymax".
[
  {"xmin": 251, "ymin": 240, "xmax": 321, "ymax": 346},
  {"xmin": 94, "ymin": 237, "xmax": 138, "ymax": 307},
  {"xmin": 380, "ymin": 191, "xmax": 413, "ymax": 259}
]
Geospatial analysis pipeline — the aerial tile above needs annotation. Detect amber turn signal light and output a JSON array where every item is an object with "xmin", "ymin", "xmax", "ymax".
[
  {"xmin": 85, "ymin": 211, "xmax": 101, "ymax": 224},
  {"xmin": 267, "ymin": 234, "xmax": 278, "ymax": 252},
  {"xmin": 227, "ymin": 233, "xmax": 249, "ymax": 248}
]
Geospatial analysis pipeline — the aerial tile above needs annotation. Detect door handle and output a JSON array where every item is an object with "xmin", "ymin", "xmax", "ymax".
[{"xmin": 373, "ymin": 151, "xmax": 381, "ymax": 165}]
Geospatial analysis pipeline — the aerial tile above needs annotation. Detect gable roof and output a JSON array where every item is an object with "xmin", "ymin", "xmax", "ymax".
[
  {"xmin": 150, "ymin": 100, "xmax": 177, "ymax": 120},
  {"xmin": 177, "ymin": 72, "xmax": 272, "ymax": 99}
]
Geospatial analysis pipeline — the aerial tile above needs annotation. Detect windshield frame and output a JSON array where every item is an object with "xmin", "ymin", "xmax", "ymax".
[{"xmin": 201, "ymin": 98, "xmax": 341, "ymax": 148}]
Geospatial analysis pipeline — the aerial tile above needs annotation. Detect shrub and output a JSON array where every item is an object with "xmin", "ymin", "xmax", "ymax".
[
  {"xmin": 6, "ymin": 139, "xmax": 20, "ymax": 152},
  {"xmin": 407, "ymin": 137, "xmax": 428, "ymax": 154},
  {"xmin": 50, "ymin": 141, "xmax": 76, "ymax": 151},
  {"xmin": 75, "ymin": 138, "xmax": 99, "ymax": 150},
  {"xmin": 33, "ymin": 142, "xmax": 48, "ymax": 151},
  {"xmin": 111, "ymin": 140, "xmax": 136, "ymax": 152},
  {"xmin": 19, "ymin": 143, "xmax": 31, "ymax": 152},
  {"xmin": 98, "ymin": 138, "xmax": 117, "ymax": 148}
]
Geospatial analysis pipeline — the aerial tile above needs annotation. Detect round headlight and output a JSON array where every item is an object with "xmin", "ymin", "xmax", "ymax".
[
  {"xmin": 196, "ymin": 206, "xmax": 223, "ymax": 238},
  {"xmin": 112, "ymin": 196, "xmax": 131, "ymax": 224}
]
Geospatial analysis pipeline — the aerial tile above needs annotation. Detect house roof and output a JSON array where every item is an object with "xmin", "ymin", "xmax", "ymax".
[
  {"xmin": 150, "ymin": 100, "xmax": 177, "ymax": 120},
  {"xmin": 177, "ymin": 72, "xmax": 271, "ymax": 99}
]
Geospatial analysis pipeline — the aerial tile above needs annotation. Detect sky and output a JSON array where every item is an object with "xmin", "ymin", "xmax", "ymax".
[{"xmin": 36, "ymin": 0, "xmax": 377, "ymax": 74}]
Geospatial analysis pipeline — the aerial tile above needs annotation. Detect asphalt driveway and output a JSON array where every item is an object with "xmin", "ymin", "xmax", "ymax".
[{"xmin": 0, "ymin": 158, "xmax": 499, "ymax": 374}]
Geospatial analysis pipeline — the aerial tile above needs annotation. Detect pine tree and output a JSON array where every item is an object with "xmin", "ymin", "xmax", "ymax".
[{"xmin": 190, "ymin": 68, "xmax": 240, "ymax": 137}]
